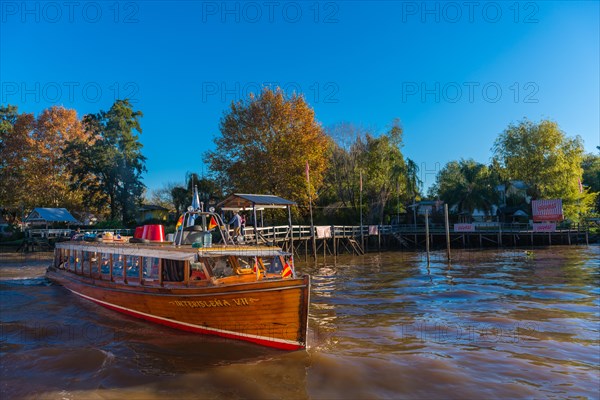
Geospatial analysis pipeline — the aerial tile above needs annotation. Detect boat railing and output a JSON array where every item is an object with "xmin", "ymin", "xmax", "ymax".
[
  {"xmin": 226, "ymin": 222, "xmax": 586, "ymax": 243},
  {"xmin": 174, "ymin": 211, "xmax": 232, "ymax": 246}
]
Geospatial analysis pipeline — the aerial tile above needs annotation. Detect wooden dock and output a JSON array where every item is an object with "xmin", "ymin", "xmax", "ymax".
[{"xmin": 241, "ymin": 223, "xmax": 592, "ymax": 259}]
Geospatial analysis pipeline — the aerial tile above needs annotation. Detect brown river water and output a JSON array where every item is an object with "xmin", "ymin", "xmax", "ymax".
[{"xmin": 1, "ymin": 246, "xmax": 598, "ymax": 399}]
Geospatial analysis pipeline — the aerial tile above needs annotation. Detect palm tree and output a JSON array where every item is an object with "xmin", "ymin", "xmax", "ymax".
[{"xmin": 431, "ymin": 159, "xmax": 499, "ymax": 216}]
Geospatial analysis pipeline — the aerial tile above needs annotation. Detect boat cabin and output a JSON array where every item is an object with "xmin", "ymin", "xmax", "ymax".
[{"xmin": 53, "ymin": 241, "xmax": 294, "ymax": 287}]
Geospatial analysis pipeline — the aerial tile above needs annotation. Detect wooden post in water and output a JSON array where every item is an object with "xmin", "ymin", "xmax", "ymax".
[
  {"xmin": 332, "ymin": 226, "xmax": 337, "ymax": 258},
  {"xmin": 425, "ymin": 210, "xmax": 430, "ymax": 266},
  {"xmin": 498, "ymin": 223, "xmax": 503, "ymax": 247},
  {"xmin": 306, "ymin": 161, "xmax": 317, "ymax": 262},
  {"xmin": 444, "ymin": 204, "xmax": 451, "ymax": 262},
  {"xmin": 287, "ymin": 206, "xmax": 294, "ymax": 258}
]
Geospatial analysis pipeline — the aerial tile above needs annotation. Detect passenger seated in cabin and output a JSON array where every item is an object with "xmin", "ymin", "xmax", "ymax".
[{"xmin": 211, "ymin": 259, "xmax": 233, "ymax": 278}]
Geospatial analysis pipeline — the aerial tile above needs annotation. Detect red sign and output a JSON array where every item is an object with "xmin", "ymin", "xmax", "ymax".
[
  {"xmin": 533, "ymin": 223, "xmax": 556, "ymax": 232},
  {"xmin": 454, "ymin": 223, "xmax": 475, "ymax": 232},
  {"xmin": 532, "ymin": 199, "xmax": 563, "ymax": 222}
]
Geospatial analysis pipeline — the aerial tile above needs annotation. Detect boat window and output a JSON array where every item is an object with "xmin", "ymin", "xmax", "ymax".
[
  {"xmin": 126, "ymin": 255, "xmax": 140, "ymax": 278},
  {"xmin": 113, "ymin": 255, "xmax": 124, "ymax": 276},
  {"xmin": 100, "ymin": 253, "xmax": 111, "ymax": 276},
  {"xmin": 163, "ymin": 259, "xmax": 185, "ymax": 282},
  {"xmin": 190, "ymin": 262, "xmax": 207, "ymax": 280},
  {"xmin": 82, "ymin": 251, "xmax": 90, "ymax": 275},
  {"xmin": 211, "ymin": 258, "xmax": 234, "ymax": 278},
  {"xmin": 237, "ymin": 257, "xmax": 254, "ymax": 272},
  {"xmin": 143, "ymin": 257, "xmax": 160, "ymax": 281},
  {"xmin": 68, "ymin": 252, "xmax": 75, "ymax": 272},
  {"xmin": 75, "ymin": 251, "xmax": 84, "ymax": 274},
  {"xmin": 264, "ymin": 256, "xmax": 284, "ymax": 274},
  {"xmin": 56, "ymin": 249, "xmax": 65, "ymax": 269},
  {"xmin": 90, "ymin": 252, "xmax": 99, "ymax": 277}
]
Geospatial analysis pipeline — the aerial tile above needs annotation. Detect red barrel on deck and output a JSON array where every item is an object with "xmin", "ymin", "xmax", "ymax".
[
  {"xmin": 134, "ymin": 226, "xmax": 144, "ymax": 239},
  {"xmin": 142, "ymin": 224, "xmax": 165, "ymax": 241}
]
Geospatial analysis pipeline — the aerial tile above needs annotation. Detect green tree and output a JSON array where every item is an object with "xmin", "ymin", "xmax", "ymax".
[
  {"xmin": 492, "ymin": 119, "xmax": 593, "ymax": 220},
  {"xmin": 206, "ymin": 88, "xmax": 330, "ymax": 206},
  {"xmin": 66, "ymin": 100, "xmax": 146, "ymax": 225},
  {"xmin": 0, "ymin": 105, "xmax": 32, "ymax": 221},
  {"xmin": 429, "ymin": 159, "xmax": 499, "ymax": 216},
  {"xmin": 322, "ymin": 120, "xmax": 418, "ymax": 224},
  {"xmin": 0, "ymin": 105, "xmax": 19, "ymax": 159},
  {"xmin": 321, "ymin": 123, "xmax": 369, "ymax": 220},
  {"xmin": 360, "ymin": 120, "xmax": 408, "ymax": 224},
  {"xmin": 581, "ymin": 147, "xmax": 600, "ymax": 212},
  {"xmin": 169, "ymin": 173, "xmax": 223, "ymax": 215}
]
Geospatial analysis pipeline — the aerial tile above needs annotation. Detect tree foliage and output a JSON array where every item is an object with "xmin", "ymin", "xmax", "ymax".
[
  {"xmin": 65, "ymin": 100, "xmax": 146, "ymax": 225},
  {"xmin": 322, "ymin": 121, "xmax": 420, "ymax": 224},
  {"xmin": 0, "ymin": 105, "xmax": 88, "ymax": 215},
  {"xmin": 169, "ymin": 173, "xmax": 223, "ymax": 215},
  {"xmin": 492, "ymin": 119, "xmax": 593, "ymax": 220},
  {"xmin": 360, "ymin": 121, "xmax": 408, "ymax": 223},
  {"xmin": 206, "ymin": 88, "xmax": 330, "ymax": 206},
  {"xmin": 429, "ymin": 159, "xmax": 499, "ymax": 216},
  {"xmin": 581, "ymin": 147, "xmax": 600, "ymax": 212}
]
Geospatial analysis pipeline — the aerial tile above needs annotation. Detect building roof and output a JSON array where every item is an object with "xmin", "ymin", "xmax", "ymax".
[
  {"xmin": 509, "ymin": 180, "xmax": 528, "ymax": 190},
  {"xmin": 24, "ymin": 208, "xmax": 80, "ymax": 224},
  {"xmin": 218, "ymin": 194, "xmax": 296, "ymax": 211}
]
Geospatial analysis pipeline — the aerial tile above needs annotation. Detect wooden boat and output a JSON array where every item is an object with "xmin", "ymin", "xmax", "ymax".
[{"xmin": 46, "ymin": 196, "xmax": 310, "ymax": 350}]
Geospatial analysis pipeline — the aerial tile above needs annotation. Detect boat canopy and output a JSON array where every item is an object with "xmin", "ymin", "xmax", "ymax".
[
  {"xmin": 55, "ymin": 242, "xmax": 197, "ymax": 262},
  {"xmin": 197, "ymin": 248, "xmax": 291, "ymax": 257},
  {"xmin": 218, "ymin": 194, "xmax": 296, "ymax": 211}
]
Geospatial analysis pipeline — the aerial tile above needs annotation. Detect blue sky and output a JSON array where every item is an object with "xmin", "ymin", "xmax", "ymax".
[{"xmin": 2, "ymin": 1, "xmax": 599, "ymax": 194}]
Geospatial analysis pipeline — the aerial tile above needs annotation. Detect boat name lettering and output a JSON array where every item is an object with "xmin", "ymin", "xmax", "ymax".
[{"xmin": 169, "ymin": 298, "xmax": 259, "ymax": 308}]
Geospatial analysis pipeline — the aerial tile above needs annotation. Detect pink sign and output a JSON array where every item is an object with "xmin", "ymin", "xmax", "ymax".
[
  {"xmin": 533, "ymin": 223, "xmax": 556, "ymax": 232},
  {"xmin": 532, "ymin": 199, "xmax": 563, "ymax": 222},
  {"xmin": 454, "ymin": 223, "xmax": 475, "ymax": 232}
]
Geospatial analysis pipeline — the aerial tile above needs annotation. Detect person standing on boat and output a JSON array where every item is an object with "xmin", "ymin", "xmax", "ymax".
[
  {"xmin": 229, "ymin": 211, "xmax": 242, "ymax": 237},
  {"xmin": 240, "ymin": 214, "xmax": 246, "ymax": 236}
]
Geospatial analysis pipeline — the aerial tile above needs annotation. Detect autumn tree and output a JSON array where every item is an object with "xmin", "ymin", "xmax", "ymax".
[
  {"xmin": 31, "ymin": 107, "xmax": 88, "ymax": 208},
  {"xmin": 0, "ymin": 105, "xmax": 89, "ymax": 218},
  {"xmin": 66, "ymin": 100, "xmax": 146, "ymax": 225},
  {"xmin": 493, "ymin": 119, "xmax": 594, "ymax": 220},
  {"xmin": 206, "ymin": 88, "xmax": 330, "ymax": 206},
  {"xmin": 429, "ymin": 159, "xmax": 499, "ymax": 216}
]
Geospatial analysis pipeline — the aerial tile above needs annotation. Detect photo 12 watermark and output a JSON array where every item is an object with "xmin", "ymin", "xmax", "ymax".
[
  {"xmin": 400, "ymin": 1, "xmax": 539, "ymax": 24},
  {"xmin": 200, "ymin": 1, "xmax": 340, "ymax": 24},
  {"xmin": 1, "ymin": 1, "xmax": 140, "ymax": 23},
  {"xmin": 420, "ymin": 162, "xmax": 442, "ymax": 187},
  {"xmin": 0, "ymin": 321, "xmax": 120, "ymax": 345},
  {"xmin": 201, "ymin": 81, "xmax": 340, "ymax": 104},
  {"xmin": 401, "ymin": 81, "xmax": 539, "ymax": 104},
  {"xmin": 397, "ymin": 321, "xmax": 541, "ymax": 344},
  {"xmin": 1, "ymin": 81, "xmax": 141, "ymax": 105}
]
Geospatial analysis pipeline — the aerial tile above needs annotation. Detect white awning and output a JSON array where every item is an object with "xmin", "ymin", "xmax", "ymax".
[{"xmin": 55, "ymin": 242, "xmax": 197, "ymax": 261}]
